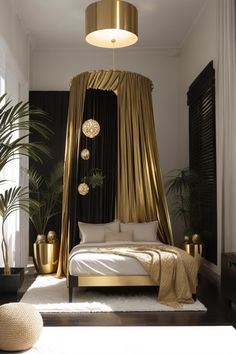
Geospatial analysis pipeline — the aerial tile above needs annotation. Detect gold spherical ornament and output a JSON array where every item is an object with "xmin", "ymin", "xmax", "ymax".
[
  {"xmin": 82, "ymin": 119, "xmax": 100, "ymax": 138},
  {"xmin": 183, "ymin": 235, "xmax": 190, "ymax": 243},
  {"xmin": 192, "ymin": 234, "xmax": 201, "ymax": 244},
  {"xmin": 47, "ymin": 231, "xmax": 58, "ymax": 244},
  {"xmin": 81, "ymin": 148, "xmax": 90, "ymax": 160},
  {"xmin": 35, "ymin": 234, "xmax": 46, "ymax": 244},
  {"xmin": 78, "ymin": 183, "xmax": 89, "ymax": 196}
]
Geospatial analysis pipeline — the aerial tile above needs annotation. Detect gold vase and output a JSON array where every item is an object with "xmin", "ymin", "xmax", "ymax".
[
  {"xmin": 182, "ymin": 242, "xmax": 205, "ymax": 257},
  {"xmin": 33, "ymin": 241, "xmax": 59, "ymax": 274}
]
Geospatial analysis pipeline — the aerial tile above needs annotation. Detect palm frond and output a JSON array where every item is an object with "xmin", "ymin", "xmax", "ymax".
[
  {"xmin": 28, "ymin": 161, "xmax": 64, "ymax": 234},
  {"xmin": 165, "ymin": 167, "xmax": 203, "ymax": 233},
  {"xmin": 0, "ymin": 186, "xmax": 37, "ymax": 222},
  {"xmin": 0, "ymin": 93, "xmax": 54, "ymax": 273},
  {"xmin": 0, "ymin": 94, "xmax": 53, "ymax": 173}
]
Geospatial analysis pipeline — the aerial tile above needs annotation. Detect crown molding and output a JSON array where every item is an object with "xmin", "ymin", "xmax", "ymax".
[{"xmin": 180, "ymin": 0, "xmax": 208, "ymax": 48}]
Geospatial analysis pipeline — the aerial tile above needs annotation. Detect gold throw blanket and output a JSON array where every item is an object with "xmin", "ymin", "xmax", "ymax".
[{"xmin": 95, "ymin": 244, "xmax": 201, "ymax": 308}]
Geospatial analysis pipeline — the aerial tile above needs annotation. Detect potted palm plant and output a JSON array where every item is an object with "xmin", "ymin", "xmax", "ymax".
[
  {"xmin": 0, "ymin": 187, "xmax": 38, "ymax": 292},
  {"xmin": 0, "ymin": 93, "xmax": 51, "ymax": 292},
  {"xmin": 29, "ymin": 162, "xmax": 63, "ymax": 274},
  {"xmin": 165, "ymin": 167, "xmax": 202, "ymax": 236}
]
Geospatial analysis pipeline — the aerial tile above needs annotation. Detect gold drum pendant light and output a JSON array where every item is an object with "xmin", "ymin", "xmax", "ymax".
[{"xmin": 85, "ymin": 0, "xmax": 138, "ymax": 48}]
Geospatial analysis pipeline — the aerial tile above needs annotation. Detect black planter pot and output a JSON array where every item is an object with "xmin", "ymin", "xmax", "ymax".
[{"xmin": 0, "ymin": 267, "xmax": 24, "ymax": 294}]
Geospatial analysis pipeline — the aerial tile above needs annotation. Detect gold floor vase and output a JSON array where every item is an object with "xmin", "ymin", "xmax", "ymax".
[
  {"xmin": 33, "ymin": 242, "xmax": 59, "ymax": 274},
  {"xmin": 182, "ymin": 243, "xmax": 205, "ymax": 257}
]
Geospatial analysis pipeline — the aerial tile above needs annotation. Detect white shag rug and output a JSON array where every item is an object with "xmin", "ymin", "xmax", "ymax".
[{"xmin": 20, "ymin": 275, "xmax": 207, "ymax": 313}]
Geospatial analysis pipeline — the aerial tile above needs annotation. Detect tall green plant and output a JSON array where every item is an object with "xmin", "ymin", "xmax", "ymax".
[
  {"xmin": 29, "ymin": 162, "xmax": 63, "ymax": 235},
  {"xmin": 0, "ymin": 94, "xmax": 51, "ymax": 274},
  {"xmin": 165, "ymin": 168, "xmax": 201, "ymax": 234}
]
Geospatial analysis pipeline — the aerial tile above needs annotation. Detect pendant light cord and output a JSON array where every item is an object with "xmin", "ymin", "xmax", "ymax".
[{"xmin": 111, "ymin": 39, "xmax": 116, "ymax": 70}]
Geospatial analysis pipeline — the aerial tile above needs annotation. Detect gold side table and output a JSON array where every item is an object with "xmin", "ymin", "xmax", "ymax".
[{"xmin": 182, "ymin": 243, "xmax": 205, "ymax": 257}]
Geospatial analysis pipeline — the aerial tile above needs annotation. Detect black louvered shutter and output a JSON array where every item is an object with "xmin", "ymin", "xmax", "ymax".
[{"xmin": 187, "ymin": 61, "xmax": 217, "ymax": 264}]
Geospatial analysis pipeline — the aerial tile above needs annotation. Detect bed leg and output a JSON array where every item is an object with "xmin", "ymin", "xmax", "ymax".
[{"xmin": 69, "ymin": 287, "xmax": 73, "ymax": 303}]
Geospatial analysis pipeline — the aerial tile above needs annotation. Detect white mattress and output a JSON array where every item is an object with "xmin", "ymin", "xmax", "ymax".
[{"xmin": 68, "ymin": 241, "xmax": 163, "ymax": 276}]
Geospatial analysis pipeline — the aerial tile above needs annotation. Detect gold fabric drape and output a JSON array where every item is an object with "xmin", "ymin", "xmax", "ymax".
[
  {"xmin": 57, "ymin": 70, "xmax": 173, "ymax": 277},
  {"xmin": 117, "ymin": 72, "xmax": 173, "ymax": 244},
  {"xmin": 57, "ymin": 72, "xmax": 89, "ymax": 277}
]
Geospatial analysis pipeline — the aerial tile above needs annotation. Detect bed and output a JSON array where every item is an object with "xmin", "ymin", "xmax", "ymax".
[{"xmin": 67, "ymin": 221, "xmax": 201, "ymax": 307}]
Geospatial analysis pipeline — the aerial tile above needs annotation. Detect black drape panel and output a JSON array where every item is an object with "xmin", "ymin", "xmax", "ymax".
[
  {"xmin": 63, "ymin": 89, "xmax": 118, "ymax": 250},
  {"xmin": 29, "ymin": 89, "xmax": 117, "ymax": 252},
  {"xmin": 29, "ymin": 91, "xmax": 69, "ymax": 252},
  {"xmin": 77, "ymin": 88, "xmax": 117, "ymax": 224}
]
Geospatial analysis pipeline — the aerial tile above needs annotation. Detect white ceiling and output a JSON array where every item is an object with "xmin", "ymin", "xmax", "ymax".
[{"xmin": 14, "ymin": 0, "xmax": 207, "ymax": 50}]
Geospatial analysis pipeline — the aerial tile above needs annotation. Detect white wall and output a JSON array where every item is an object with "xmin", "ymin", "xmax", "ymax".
[
  {"xmin": 0, "ymin": 0, "xmax": 30, "ymax": 268},
  {"xmin": 179, "ymin": 0, "xmax": 219, "ymax": 272},
  {"xmin": 30, "ymin": 48, "xmax": 183, "ymax": 172},
  {"xmin": 0, "ymin": 0, "xmax": 29, "ymax": 83},
  {"xmin": 179, "ymin": 0, "xmax": 217, "ymax": 160}
]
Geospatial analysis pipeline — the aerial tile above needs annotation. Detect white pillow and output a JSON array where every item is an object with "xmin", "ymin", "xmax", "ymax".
[
  {"xmin": 104, "ymin": 231, "xmax": 133, "ymax": 243},
  {"xmin": 120, "ymin": 221, "xmax": 159, "ymax": 242},
  {"xmin": 78, "ymin": 221, "xmax": 120, "ymax": 243}
]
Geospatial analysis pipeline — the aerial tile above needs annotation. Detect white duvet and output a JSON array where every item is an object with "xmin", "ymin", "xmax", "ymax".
[{"xmin": 68, "ymin": 241, "xmax": 163, "ymax": 276}]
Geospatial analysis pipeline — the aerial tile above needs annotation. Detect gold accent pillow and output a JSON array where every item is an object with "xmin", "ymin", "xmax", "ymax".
[{"xmin": 104, "ymin": 231, "xmax": 133, "ymax": 243}]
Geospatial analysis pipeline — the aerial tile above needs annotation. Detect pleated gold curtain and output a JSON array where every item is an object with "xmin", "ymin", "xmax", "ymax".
[
  {"xmin": 57, "ymin": 70, "xmax": 173, "ymax": 277},
  {"xmin": 117, "ymin": 73, "xmax": 173, "ymax": 241}
]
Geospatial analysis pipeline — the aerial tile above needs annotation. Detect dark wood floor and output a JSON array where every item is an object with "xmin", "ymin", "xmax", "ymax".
[{"xmin": 1, "ymin": 267, "xmax": 236, "ymax": 327}]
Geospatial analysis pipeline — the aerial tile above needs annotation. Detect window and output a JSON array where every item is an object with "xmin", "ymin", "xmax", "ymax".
[{"xmin": 0, "ymin": 38, "xmax": 30, "ymax": 268}]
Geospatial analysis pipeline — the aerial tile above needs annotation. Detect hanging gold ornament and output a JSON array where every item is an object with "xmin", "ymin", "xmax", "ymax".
[
  {"xmin": 78, "ymin": 183, "xmax": 89, "ymax": 195},
  {"xmin": 82, "ymin": 119, "xmax": 100, "ymax": 138},
  {"xmin": 81, "ymin": 148, "xmax": 90, "ymax": 160}
]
